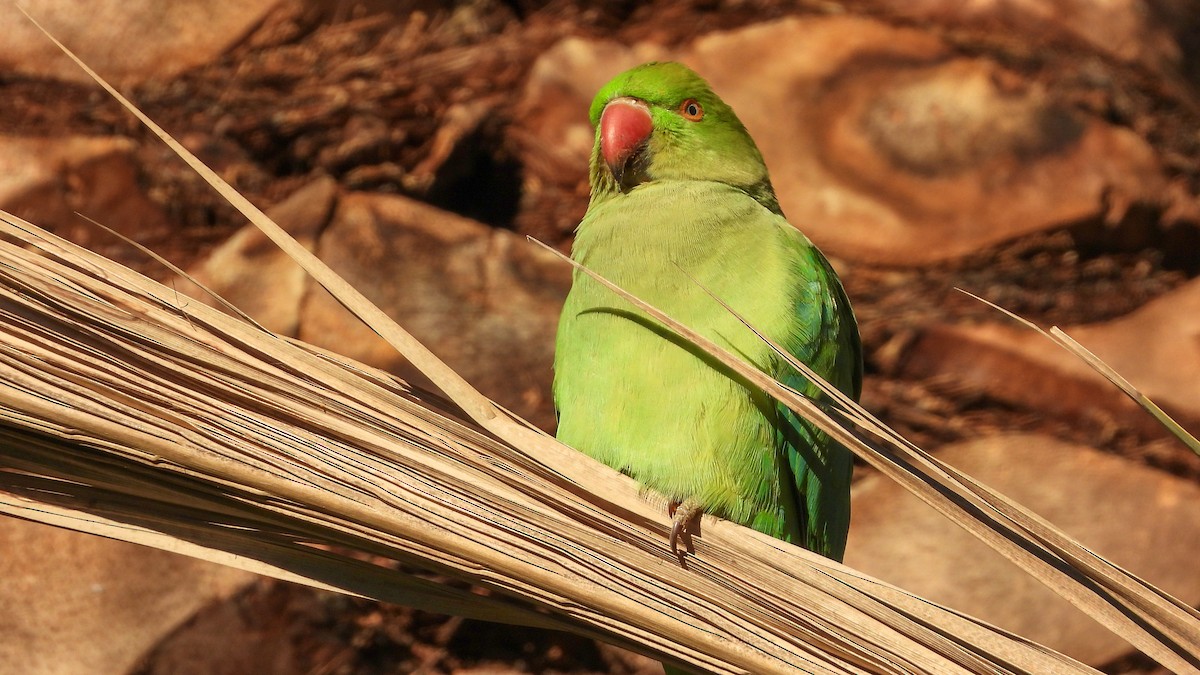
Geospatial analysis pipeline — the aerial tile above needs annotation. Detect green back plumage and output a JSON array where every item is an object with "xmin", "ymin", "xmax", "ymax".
[{"xmin": 553, "ymin": 62, "xmax": 861, "ymax": 562}]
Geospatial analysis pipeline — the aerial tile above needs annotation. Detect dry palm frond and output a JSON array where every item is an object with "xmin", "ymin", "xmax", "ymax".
[{"xmin": 0, "ymin": 208, "xmax": 1097, "ymax": 674}]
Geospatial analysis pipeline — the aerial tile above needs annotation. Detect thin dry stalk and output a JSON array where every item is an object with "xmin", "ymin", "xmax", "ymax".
[{"xmin": 958, "ymin": 289, "xmax": 1200, "ymax": 457}]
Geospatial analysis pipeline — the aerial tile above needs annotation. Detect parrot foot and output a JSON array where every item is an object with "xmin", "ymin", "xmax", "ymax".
[{"xmin": 668, "ymin": 499, "xmax": 703, "ymax": 558}]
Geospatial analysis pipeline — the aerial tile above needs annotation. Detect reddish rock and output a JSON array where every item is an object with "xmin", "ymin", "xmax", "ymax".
[
  {"xmin": 0, "ymin": 135, "xmax": 172, "ymax": 255},
  {"xmin": 845, "ymin": 433, "xmax": 1200, "ymax": 666},
  {"xmin": 1, "ymin": 0, "xmax": 281, "ymax": 84},
  {"xmin": 865, "ymin": 0, "xmax": 1185, "ymax": 77},
  {"xmin": 178, "ymin": 175, "xmax": 337, "ymax": 336},
  {"xmin": 0, "ymin": 518, "xmax": 253, "ymax": 675},
  {"xmin": 693, "ymin": 19, "xmax": 1167, "ymax": 264},
  {"xmin": 178, "ymin": 184, "xmax": 567, "ymax": 429},
  {"xmin": 298, "ymin": 192, "xmax": 570, "ymax": 430},
  {"xmin": 516, "ymin": 17, "xmax": 1173, "ymax": 264},
  {"xmin": 901, "ymin": 278, "xmax": 1200, "ymax": 438}
]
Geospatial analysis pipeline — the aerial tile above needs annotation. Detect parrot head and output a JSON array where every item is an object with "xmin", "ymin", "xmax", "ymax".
[{"xmin": 586, "ymin": 61, "xmax": 777, "ymax": 211}]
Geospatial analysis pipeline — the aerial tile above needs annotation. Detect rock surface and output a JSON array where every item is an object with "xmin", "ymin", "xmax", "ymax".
[
  {"xmin": 900, "ymin": 277, "xmax": 1200, "ymax": 439},
  {"xmin": 179, "ymin": 175, "xmax": 337, "ymax": 336},
  {"xmin": 298, "ymin": 191, "xmax": 570, "ymax": 430},
  {"xmin": 173, "ymin": 183, "xmax": 569, "ymax": 430},
  {"xmin": 1, "ymin": 0, "xmax": 281, "ymax": 84},
  {"xmin": 0, "ymin": 135, "xmax": 171, "ymax": 261},
  {"xmin": 515, "ymin": 17, "xmax": 1173, "ymax": 265},
  {"xmin": 0, "ymin": 518, "xmax": 253, "ymax": 675},
  {"xmin": 865, "ymin": 0, "xmax": 1187, "ymax": 76},
  {"xmin": 845, "ymin": 433, "xmax": 1200, "ymax": 666}
]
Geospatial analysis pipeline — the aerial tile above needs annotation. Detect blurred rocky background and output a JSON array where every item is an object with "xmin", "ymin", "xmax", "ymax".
[{"xmin": 1, "ymin": 0, "xmax": 1198, "ymax": 673}]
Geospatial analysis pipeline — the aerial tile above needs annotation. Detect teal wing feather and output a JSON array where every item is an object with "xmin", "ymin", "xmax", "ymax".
[{"xmin": 773, "ymin": 244, "xmax": 861, "ymax": 561}]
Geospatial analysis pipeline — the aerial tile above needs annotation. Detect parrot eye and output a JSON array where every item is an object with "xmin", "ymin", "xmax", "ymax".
[{"xmin": 679, "ymin": 99, "xmax": 704, "ymax": 121}]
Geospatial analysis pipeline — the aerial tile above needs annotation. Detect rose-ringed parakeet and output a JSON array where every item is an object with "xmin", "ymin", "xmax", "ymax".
[{"xmin": 554, "ymin": 62, "xmax": 861, "ymax": 570}]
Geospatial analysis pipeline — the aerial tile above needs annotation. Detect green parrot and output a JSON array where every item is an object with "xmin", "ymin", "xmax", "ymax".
[{"xmin": 553, "ymin": 61, "xmax": 860, "ymax": 575}]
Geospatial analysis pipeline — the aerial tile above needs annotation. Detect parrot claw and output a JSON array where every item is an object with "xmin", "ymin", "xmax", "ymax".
[{"xmin": 668, "ymin": 499, "xmax": 703, "ymax": 559}]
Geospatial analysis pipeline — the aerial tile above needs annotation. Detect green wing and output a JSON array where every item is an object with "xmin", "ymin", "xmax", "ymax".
[{"xmin": 773, "ymin": 243, "xmax": 861, "ymax": 561}]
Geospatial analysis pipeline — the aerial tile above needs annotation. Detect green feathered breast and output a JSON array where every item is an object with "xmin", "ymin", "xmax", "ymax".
[{"xmin": 553, "ymin": 178, "xmax": 860, "ymax": 559}]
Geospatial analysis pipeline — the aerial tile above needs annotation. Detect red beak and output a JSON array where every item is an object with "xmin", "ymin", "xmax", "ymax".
[{"xmin": 600, "ymin": 98, "xmax": 653, "ymax": 182}]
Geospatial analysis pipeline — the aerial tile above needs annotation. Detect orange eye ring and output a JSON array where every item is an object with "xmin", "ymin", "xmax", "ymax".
[{"xmin": 679, "ymin": 98, "xmax": 704, "ymax": 121}]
